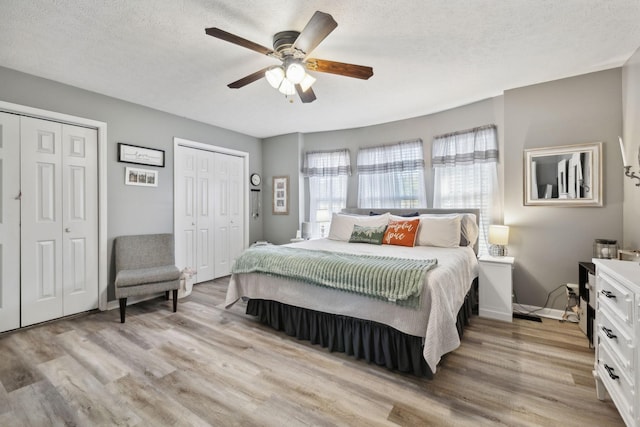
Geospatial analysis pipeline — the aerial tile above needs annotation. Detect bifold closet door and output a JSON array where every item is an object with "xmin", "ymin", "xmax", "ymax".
[
  {"xmin": 0, "ymin": 112, "xmax": 21, "ymax": 333},
  {"xmin": 20, "ymin": 116, "xmax": 98, "ymax": 326},
  {"xmin": 213, "ymin": 152, "xmax": 244, "ymax": 278},
  {"xmin": 174, "ymin": 145, "xmax": 215, "ymax": 284}
]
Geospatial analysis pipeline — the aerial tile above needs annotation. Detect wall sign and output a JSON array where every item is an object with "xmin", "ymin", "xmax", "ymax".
[{"xmin": 118, "ymin": 143, "xmax": 165, "ymax": 167}]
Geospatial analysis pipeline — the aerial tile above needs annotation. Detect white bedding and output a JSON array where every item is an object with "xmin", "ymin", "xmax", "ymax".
[{"xmin": 225, "ymin": 238, "xmax": 478, "ymax": 373}]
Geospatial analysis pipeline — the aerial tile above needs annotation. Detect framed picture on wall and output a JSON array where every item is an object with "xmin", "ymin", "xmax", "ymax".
[
  {"xmin": 125, "ymin": 167, "xmax": 158, "ymax": 187},
  {"xmin": 118, "ymin": 143, "xmax": 165, "ymax": 167},
  {"xmin": 272, "ymin": 175, "xmax": 289, "ymax": 215}
]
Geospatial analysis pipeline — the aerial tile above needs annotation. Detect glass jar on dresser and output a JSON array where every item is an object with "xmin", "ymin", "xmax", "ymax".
[{"xmin": 593, "ymin": 259, "xmax": 640, "ymax": 427}]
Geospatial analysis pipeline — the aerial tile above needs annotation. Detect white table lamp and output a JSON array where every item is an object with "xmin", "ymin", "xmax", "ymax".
[{"xmin": 489, "ymin": 225, "xmax": 510, "ymax": 257}]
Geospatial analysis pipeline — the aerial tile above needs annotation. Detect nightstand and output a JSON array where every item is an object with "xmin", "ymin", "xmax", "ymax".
[{"xmin": 478, "ymin": 255, "xmax": 515, "ymax": 322}]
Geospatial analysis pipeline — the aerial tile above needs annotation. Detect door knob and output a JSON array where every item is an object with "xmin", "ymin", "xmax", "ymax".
[{"xmin": 65, "ymin": 228, "xmax": 71, "ymax": 233}]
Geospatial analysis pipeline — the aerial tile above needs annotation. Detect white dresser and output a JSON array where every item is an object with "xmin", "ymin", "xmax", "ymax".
[{"xmin": 593, "ymin": 259, "xmax": 640, "ymax": 427}]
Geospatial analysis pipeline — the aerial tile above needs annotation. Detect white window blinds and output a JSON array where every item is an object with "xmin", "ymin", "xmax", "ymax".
[
  {"xmin": 357, "ymin": 139, "xmax": 426, "ymax": 208},
  {"xmin": 303, "ymin": 149, "xmax": 351, "ymax": 234}
]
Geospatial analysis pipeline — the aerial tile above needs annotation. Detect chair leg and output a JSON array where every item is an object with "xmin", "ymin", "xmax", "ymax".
[
  {"xmin": 172, "ymin": 289, "xmax": 178, "ymax": 312},
  {"xmin": 165, "ymin": 290, "xmax": 170, "ymax": 300},
  {"xmin": 119, "ymin": 298, "xmax": 127, "ymax": 323}
]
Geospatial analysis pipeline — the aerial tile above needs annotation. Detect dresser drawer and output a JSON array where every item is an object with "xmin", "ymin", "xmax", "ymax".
[
  {"xmin": 598, "ymin": 270, "xmax": 634, "ymax": 328},
  {"xmin": 597, "ymin": 305, "xmax": 634, "ymax": 372},
  {"xmin": 598, "ymin": 340, "xmax": 635, "ymax": 423}
]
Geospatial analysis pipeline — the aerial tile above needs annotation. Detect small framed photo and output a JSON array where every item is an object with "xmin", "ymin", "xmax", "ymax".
[
  {"xmin": 118, "ymin": 143, "xmax": 165, "ymax": 167},
  {"xmin": 272, "ymin": 175, "xmax": 289, "ymax": 215},
  {"xmin": 125, "ymin": 167, "xmax": 158, "ymax": 187}
]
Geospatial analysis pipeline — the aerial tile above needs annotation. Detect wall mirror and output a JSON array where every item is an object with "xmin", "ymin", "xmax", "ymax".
[{"xmin": 524, "ymin": 142, "xmax": 602, "ymax": 206}]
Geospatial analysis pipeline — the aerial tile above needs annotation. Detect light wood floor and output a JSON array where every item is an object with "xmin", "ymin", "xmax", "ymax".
[{"xmin": 0, "ymin": 277, "xmax": 624, "ymax": 426}]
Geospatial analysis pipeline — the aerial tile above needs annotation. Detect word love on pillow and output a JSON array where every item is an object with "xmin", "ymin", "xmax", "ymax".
[{"xmin": 383, "ymin": 218, "xmax": 420, "ymax": 247}]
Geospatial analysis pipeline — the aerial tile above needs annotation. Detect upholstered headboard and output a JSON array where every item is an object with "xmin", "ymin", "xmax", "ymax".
[{"xmin": 341, "ymin": 208, "xmax": 481, "ymax": 254}]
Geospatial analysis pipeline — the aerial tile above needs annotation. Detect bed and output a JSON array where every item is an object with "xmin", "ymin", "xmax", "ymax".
[{"xmin": 225, "ymin": 208, "xmax": 480, "ymax": 378}]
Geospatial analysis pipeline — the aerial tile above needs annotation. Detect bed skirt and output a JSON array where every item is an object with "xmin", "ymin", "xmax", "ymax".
[{"xmin": 245, "ymin": 284, "xmax": 475, "ymax": 378}]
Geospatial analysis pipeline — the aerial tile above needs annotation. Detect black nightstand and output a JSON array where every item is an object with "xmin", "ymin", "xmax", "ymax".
[{"xmin": 578, "ymin": 261, "xmax": 595, "ymax": 347}]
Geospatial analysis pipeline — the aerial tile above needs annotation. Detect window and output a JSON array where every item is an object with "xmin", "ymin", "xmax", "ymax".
[
  {"xmin": 432, "ymin": 125, "xmax": 499, "ymax": 255},
  {"xmin": 357, "ymin": 139, "xmax": 426, "ymax": 208},
  {"xmin": 302, "ymin": 149, "xmax": 351, "ymax": 236}
]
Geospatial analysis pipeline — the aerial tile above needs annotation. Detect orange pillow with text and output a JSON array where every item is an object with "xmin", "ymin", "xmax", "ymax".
[{"xmin": 383, "ymin": 218, "xmax": 420, "ymax": 247}]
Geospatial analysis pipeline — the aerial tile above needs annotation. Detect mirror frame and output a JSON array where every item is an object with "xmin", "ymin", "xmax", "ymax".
[{"xmin": 524, "ymin": 142, "xmax": 602, "ymax": 207}]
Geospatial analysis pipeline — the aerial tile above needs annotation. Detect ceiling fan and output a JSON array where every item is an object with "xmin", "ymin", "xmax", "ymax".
[{"xmin": 205, "ymin": 11, "xmax": 374, "ymax": 103}]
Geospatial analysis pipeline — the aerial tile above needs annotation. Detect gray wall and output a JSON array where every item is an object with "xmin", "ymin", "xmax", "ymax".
[
  {"xmin": 622, "ymin": 46, "xmax": 640, "ymax": 248},
  {"xmin": 504, "ymin": 69, "xmax": 623, "ymax": 308},
  {"xmin": 0, "ymin": 66, "xmax": 262, "ymax": 300},
  {"xmin": 262, "ymin": 133, "xmax": 302, "ymax": 244}
]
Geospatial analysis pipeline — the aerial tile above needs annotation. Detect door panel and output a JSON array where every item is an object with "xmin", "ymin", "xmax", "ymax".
[
  {"xmin": 214, "ymin": 153, "xmax": 230, "ymax": 277},
  {"xmin": 228, "ymin": 155, "xmax": 245, "ymax": 266},
  {"xmin": 196, "ymin": 151, "xmax": 215, "ymax": 282},
  {"xmin": 0, "ymin": 112, "xmax": 20, "ymax": 332},
  {"xmin": 62, "ymin": 124, "xmax": 98, "ymax": 315},
  {"xmin": 174, "ymin": 146, "xmax": 197, "ymax": 281},
  {"xmin": 21, "ymin": 117, "xmax": 64, "ymax": 326}
]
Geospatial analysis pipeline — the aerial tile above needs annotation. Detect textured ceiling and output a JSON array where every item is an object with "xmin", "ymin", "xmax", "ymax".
[{"xmin": 1, "ymin": 0, "xmax": 640, "ymax": 138}]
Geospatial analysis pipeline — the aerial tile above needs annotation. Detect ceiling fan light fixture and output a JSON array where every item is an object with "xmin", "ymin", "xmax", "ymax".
[
  {"xmin": 285, "ymin": 61, "xmax": 306, "ymax": 84},
  {"xmin": 265, "ymin": 66, "xmax": 285, "ymax": 89},
  {"xmin": 299, "ymin": 73, "xmax": 316, "ymax": 92},
  {"xmin": 278, "ymin": 78, "xmax": 296, "ymax": 96}
]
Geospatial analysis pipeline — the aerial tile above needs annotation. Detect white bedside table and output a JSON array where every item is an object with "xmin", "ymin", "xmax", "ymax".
[{"xmin": 478, "ymin": 255, "xmax": 515, "ymax": 322}]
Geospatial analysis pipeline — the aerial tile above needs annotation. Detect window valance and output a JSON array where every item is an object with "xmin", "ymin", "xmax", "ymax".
[
  {"xmin": 432, "ymin": 125, "xmax": 498, "ymax": 167},
  {"xmin": 302, "ymin": 149, "xmax": 352, "ymax": 177}
]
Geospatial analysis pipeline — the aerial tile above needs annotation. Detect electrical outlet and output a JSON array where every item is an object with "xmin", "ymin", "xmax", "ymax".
[{"xmin": 566, "ymin": 283, "xmax": 579, "ymax": 296}]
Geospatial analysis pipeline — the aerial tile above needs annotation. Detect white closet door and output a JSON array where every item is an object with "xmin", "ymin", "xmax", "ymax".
[
  {"xmin": 174, "ymin": 146, "xmax": 197, "ymax": 280},
  {"xmin": 0, "ymin": 112, "xmax": 21, "ymax": 332},
  {"xmin": 214, "ymin": 153, "xmax": 231, "ymax": 278},
  {"xmin": 62, "ymin": 124, "xmax": 98, "ymax": 315},
  {"xmin": 227, "ymin": 154, "xmax": 245, "ymax": 266},
  {"xmin": 20, "ymin": 117, "xmax": 64, "ymax": 326},
  {"xmin": 195, "ymin": 151, "xmax": 215, "ymax": 282}
]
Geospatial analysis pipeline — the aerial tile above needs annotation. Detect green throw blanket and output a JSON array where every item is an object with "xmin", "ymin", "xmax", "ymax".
[{"xmin": 231, "ymin": 245, "xmax": 437, "ymax": 304}]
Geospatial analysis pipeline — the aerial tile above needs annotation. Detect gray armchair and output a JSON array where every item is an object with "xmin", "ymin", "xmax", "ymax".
[{"xmin": 114, "ymin": 233, "xmax": 181, "ymax": 323}]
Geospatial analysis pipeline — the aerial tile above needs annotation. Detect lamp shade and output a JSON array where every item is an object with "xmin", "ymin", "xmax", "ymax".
[
  {"xmin": 316, "ymin": 209, "xmax": 331, "ymax": 223},
  {"xmin": 278, "ymin": 78, "xmax": 296, "ymax": 96},
  {"xmin": 299, "ymin": 73, "xmax": 316, "ymax": 92},
  {"xmin": 488, "ymin": 225, "xmax": 509, "ymax": 245},
  {"xmin": 265, "ymin": 66, "xmax": 284, "ymax": 89},
  {"xmin": 285, "ymin": 61, "xmax": 306, "ymax": 84}
]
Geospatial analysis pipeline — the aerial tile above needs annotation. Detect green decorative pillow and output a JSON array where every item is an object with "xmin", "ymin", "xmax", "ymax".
[{"xmin": 349, "ymin": 224, "xmax": 387, "ymax": 245}]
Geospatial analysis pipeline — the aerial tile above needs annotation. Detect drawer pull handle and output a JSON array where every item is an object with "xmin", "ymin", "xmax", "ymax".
[
  {"xmin": 601, "ymin": 327, "xmax": 617, "ymax": 339},
  {"xmin": 601, "ymin": 290, "xmax": 616, "ymax": 299},
  {"xmin": 604, "ymin": 364, "xmax": 619, "ymax": 380}
]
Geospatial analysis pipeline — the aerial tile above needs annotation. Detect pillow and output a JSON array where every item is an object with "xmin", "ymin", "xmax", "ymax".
[
  {"xmin": 349, "ymin": 224, "xmax": 387, "ymax": 245},
  {"xmin": 417, "ymin": 216, "xmax": 462, "ymax": 248},
  {"xmin": 460, "ymin": 214, "xmax": 478, "ymax": 246},
  {"xmin": 420, "ymin": 213, "xmax": 478, "ymax": 247},
  {"xmin": 383, "ymin": 218, "xmax": 420, "ymax": 247},
  {"xmin": 328, "ymin": 212, "xmax": 390, "ymax": 241}
]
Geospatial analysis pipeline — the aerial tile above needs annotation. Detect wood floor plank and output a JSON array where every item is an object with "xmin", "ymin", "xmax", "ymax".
[
  {"xmin": 0, "ymin": 277, "xmax": 625, "ymax": 426},
  {"xmin": 8, "ymin": 380, "xmax": 80, "ymax": 426},
  {"xmin": 38, "ymin": 354, "xmax": 141, "ymax": 426}
]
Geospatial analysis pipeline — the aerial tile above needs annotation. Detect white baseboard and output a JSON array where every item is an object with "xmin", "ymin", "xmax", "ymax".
[{"xmin": 512, "ymin": 303, "xmax": 578, "ymax": 322}]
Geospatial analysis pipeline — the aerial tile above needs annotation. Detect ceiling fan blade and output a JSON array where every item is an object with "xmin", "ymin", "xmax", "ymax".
[
  {"xmin": 227, "ymin": 67, "xmax": 270, "ymax": 89},
  {"xmin": 205, "ymin": 27, "xmax": 274, "ymax": 56},
  {"xmin": 295, "ymin": 85, "xmax": 317, "ymax": 103},
  {"xmin": 306, "ymin": 59, "xmax": 373, "ymax": 80},
  {"xmin": 292, "ymin": 11, "xmax": 338, "ymax": 57}
]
